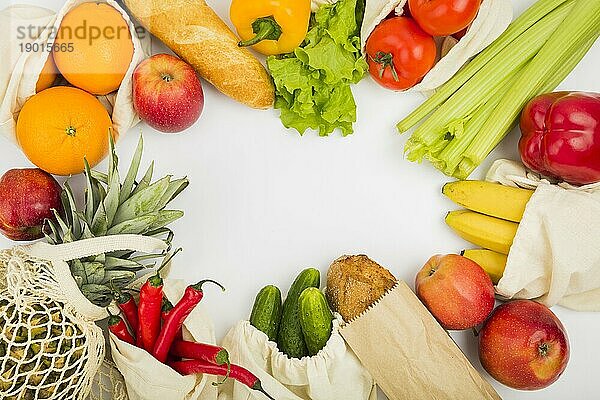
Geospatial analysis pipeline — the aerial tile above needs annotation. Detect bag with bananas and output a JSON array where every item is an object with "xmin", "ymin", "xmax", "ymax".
[
  {"xmin": 0, "ymin": 235, "xmax": 167, "ymax": 400},
  {"xmin": 443, "ymin": 159, "xmax": 600, "ymax": 311}
]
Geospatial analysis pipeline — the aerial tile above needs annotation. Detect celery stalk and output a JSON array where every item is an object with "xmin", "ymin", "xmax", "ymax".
[
  {"xmin": 403, "ymin": 2, "xmax": 574, "ymax": 159},
  {"xmin": 396, "ymin": 0, "xmax": 575, "ymax": 133},
  {"xmin": 461, "ymin": 0, "xmax": 600, "ymax": 175},
  {"xmin": 457, "ymin": 34, "xmax": 600, "ymax": 179},
  {"xmin": 433, "ymin": 73, "xmax": 520, "ymax": 176}
]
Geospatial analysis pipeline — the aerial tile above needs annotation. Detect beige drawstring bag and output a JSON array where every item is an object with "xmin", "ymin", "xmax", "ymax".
[
  {"xmin": 219, "ymin": 316, "xmax": 376, "ymax": 400},
  {"xmin": 0, "ymin": 235, "xmax": 167, "ymax": 400},
  {"xmin": 110, "ymin": 278, "xmax": 219, "ymax": 400},
  {"xmin": 361, "ymin": 0, "xmax": 512, "ymax": 92},
  {"xmin": 486, "ymin": 159, "xmax": 600, "ymax": 311},
  {"xmin": 0, "ymin": 0, "xmax": 149, "ymax": 145}
]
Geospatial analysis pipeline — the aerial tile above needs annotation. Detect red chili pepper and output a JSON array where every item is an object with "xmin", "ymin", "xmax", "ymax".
[
  {"xmin": 137, "ymin": 249, "xmax": 182, "ymax": 352},
  {"xmin": 137, "ymin": 273, "xmax": 164, "ymax": 351},
  {"xmin": 152, "ymin": 279, "xmax": 225, "ymax": 363},
  {"xmin": 170, "ymin": 340, "xmax": 230, "ymax": 367},
  {"xmin": 161, "ymin": 297, "xmax": 183, "ymax": 342},
  {"xmin": 169, "ymin": 360, "xmax": 274, "ymax": 400},
  {"xmin": 117, "ymin": 291, "xmax": 139, "ymax": 335},
  {"xmin": 108, "ymin": 315, "xmax": 135, "ymax": 345}
]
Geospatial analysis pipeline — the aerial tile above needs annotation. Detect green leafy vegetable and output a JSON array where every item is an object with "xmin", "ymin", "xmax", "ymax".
[{"xmin": 267, "ymin": 0, "xmax": 367, "ymax": 136}]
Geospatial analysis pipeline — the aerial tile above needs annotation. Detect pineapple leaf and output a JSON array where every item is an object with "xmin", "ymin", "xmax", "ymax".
[
  {"xmin": 90, "ymin": 170, "xmax": 108, "ymax": 185},
  {"xmin": 131, "ymin": 161, "xmax": 154, "ymax": 196},
  {"xmin": 154, "ymin": 178, "xmax": 189, "ymax": 212},
  {"xmin": 149, "ymin": 210, "xmax": 184, "ymax": 231},
  {"xmin": 91, "ymin": 203, "xmax": 109, "ymax": 236},
  {"xmin": 77, "ymin": 212, "xmax": 95, "ymax": 239},
  {"xmin": 84, "ymin": 262, "xmax": 106, "ymax": 284},
  {"xmin": 63, "ymin": 182, "xmax": 81, "ymax": 239},
  {"xmin": 81, "ymin": 284, "xmax": 112, "ymax": 307},
  {"xmin": 53, "ymin": 210, "xmax": 73, "ymax": 243},
  {"xmin": 120, "ymin": 134, "xmax": 144, "ymax": 205},
  {"xmin": 71, "ymin": 259, "xmax": 87, "ymax": 284},
  {"xmin": 84, "ymin": 159, "xmax": 97, "ymax": 223},
  {"xmin": 107, "ymin": 133, "xmax": 118, "ymax": 185},
  {"xmin": 112, "ymin": 176, "xmax": 170, "ymax": 225},
  {"xmin": 45, "ymin": 219, "xmax": 62, "ymax": 244},
  {"xmin": 104, "ymin": 257, "xmax": 144, "ymax": 271},
  {"xmin": 101, "ymin": 270, "xmax": 135, "ymax": 287},
  {"xmin": 104, "ymin": 165, "xmax": 121, "ymax": 226},
  {"xmin": 107, "ymin": 214, "xmax": 158, "ymax": 235}
]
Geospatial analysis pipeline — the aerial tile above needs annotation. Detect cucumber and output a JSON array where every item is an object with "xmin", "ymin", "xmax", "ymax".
[
  {"xmin": 277, "ymin": 268, "xmax": 320, "ymax": 358},
  {"xmin": 250, "ymin": 285, "xmax": 283, "ymax": 342},
  {"xmin": 299, "ymin": 287, "xmax": 333, "ymax": 356}
]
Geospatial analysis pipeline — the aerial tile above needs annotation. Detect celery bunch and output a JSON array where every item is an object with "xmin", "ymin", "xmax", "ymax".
[{"xmin": 397, "ymin": 0, "xmax": 600, "ymax": 179}]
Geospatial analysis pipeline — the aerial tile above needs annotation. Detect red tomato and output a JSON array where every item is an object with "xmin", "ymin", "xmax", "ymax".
[
  {"xmin": 409, "ymin": 0, "xmax": 481, "ymax": 36},
  {"xmin": 366, "ymin": 17, "xmax": 436, "ymax": 91}
]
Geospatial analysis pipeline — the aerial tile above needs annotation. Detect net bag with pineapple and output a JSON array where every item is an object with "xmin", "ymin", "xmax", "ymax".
[{"xmin": 0, "ymin": 137, "xmax": 188, "ymax": 399}]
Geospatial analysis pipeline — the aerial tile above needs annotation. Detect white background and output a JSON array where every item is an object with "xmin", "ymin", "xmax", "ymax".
[{"xmin": 1, "ymin": 0, "xmax": 599, "ymax": 398}]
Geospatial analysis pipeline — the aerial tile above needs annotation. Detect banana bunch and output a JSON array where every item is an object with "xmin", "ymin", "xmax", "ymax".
[{"xmin": 443, "ymin": 180, "xmax": 534, "ymax": 283}]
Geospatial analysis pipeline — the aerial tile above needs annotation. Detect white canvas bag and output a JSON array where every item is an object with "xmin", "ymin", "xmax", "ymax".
[
  {"xmin": 0, "ymin": 0, "xmax": 149, "ymax": 145},
  {"xmin": 361, "ymin": 0, "xmax": 513, "ymax": 92},
  {"xmin": 486, "ymin": 159, "xmax": 600, "ymax": 311},
  {"xmin": 110, "ymin": 278, "xmax": 219, "ymax": 400},
  {"xmin": 219, "ymin": 316, "xmax": 376, "ymax": 400}
]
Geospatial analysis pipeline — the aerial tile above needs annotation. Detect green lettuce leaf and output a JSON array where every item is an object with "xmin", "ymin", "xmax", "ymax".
[{"xmin": 266, "ymin": 0, "xmax": 367, "ymax": 137}]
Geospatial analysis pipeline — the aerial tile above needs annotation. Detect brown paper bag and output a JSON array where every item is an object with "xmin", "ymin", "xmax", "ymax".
[{"xmin": 340, "ymin": 281, "xmax": 501, "ymax": 400}]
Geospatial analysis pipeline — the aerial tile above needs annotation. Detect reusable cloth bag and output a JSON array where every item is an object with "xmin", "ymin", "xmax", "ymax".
[
  {"xmin": 361, "ymin": 0, "xmax": 512, "ymax": 92},
  {"xmin": 110, "ymin": 278, "xmax": 218, "ymax": 400},
  {"xmin": 486, "ymin": 159, "xmax": 600, "ymax": 311},
  {"xmin": 0, "ymin": 234, "xmax": 167, "ymax": 400},
  {"xmin": 219, "ymin": 317, "xmax": 376, "ymax": 400},
  {"xmin": 0, "ymin": 0, "xmax": 149, "ymax": 144}
]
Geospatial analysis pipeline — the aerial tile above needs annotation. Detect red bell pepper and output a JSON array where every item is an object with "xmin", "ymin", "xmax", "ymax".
[{"xmin": 519, "ymin": 91, "xmax": 600, "ymax": 185}]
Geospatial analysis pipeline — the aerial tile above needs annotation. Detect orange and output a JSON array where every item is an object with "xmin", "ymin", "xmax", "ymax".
[
  {"xmin": 16, "ymin": 86, "xmax": 114, "ymax": 176},
  {"xmin": 35, "ymin": 54, "xmax": 59, "ymax": 92},
  {"xmin": 53, "ymin": 3, "xmax": 134, "ymax": 95}
]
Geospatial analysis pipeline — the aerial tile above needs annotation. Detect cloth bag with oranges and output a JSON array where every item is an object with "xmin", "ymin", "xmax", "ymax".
[{"xmin": 0, "ymin": 0, "xmax": 149, "ymax": 176}]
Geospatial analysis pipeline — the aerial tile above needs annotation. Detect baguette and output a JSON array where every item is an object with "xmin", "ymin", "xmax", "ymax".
[{"xmin": 124, "ymin": 0, "xmax": 274, "ymax": 109}]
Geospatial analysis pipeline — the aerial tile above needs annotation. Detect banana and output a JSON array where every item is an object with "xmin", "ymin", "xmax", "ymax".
[
  {"xmin": 443, "ymin": 180, "xmax": 533, "ymax": 223},
  {"xmin": 445, "ymin": 210, "xmax": 517, "ymax": 254},
  {"xmin": 461, "ymin": 249, "xmax": 507, "ymax": 284}
]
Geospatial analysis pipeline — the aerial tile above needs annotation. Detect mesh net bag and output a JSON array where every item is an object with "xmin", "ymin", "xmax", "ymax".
[
  {"xmin": 0, "ymin": 235, "xmax": 167, "ymax": 400},
  {"xmin": 87, "ymin": 359, "xmax": 128, "ymax": 400}
]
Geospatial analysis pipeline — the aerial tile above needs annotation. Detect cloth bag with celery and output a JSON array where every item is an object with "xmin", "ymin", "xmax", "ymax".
[
  {"xmin": 397, "ymin": 0, "xmax": 600, "ymax": 179},
  {"xmin": 0, "ymin": 137, "xmax": 188, "ymax": 399}
]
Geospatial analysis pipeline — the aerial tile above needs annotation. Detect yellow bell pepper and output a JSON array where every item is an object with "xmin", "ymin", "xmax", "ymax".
[{"xmin": 230, "ymin": 0, "xmax": 312, "ymax": 56}]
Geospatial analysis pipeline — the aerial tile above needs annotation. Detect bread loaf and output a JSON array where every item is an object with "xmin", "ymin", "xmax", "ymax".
[
  {"xmin": 124, "ymin": 0, "xmax": 274, "ymax": 109},
  {"xmin": 326, "ymin": 255, "xmax": 397, "ymax": 322}
]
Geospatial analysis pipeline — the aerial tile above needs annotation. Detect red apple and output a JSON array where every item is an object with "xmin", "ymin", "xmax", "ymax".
[
  {"xmin": 415, "ymin": 254, "xmax": 495, "ymax": 330},
  {"xmin": 479, "ymin": 300, "xmax": 569, "ymax": 390},
  {"xmin": 0, "ymin": 168, "xmax": 63, "ymax": 241},
  {"xmin": 133, "ymin": 54, "xmax": 204, "ymax": 133}
]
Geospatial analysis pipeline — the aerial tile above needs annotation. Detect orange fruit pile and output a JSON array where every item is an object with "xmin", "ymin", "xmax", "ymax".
[
  {"xmin": 53, "ymin": 2, "xmax": 134, "ymax": 95},
  {"xmin": 16, "ymin": 87, "xmax": 114, "ymax": 176}
]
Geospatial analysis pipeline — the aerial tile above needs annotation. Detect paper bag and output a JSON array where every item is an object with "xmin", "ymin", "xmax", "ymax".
[
  {"xmin": 340, "ymin": 281, "xmax": 501, "ymax": 400},
  {"xmin": 486, "ymin": 159, "xmax": 600, "ymax": 311}
]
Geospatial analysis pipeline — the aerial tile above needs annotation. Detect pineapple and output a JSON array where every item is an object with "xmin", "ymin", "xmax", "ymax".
[{"xmin": 45, "ymin": 135, "xmax": 188, "ymax": 307}]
